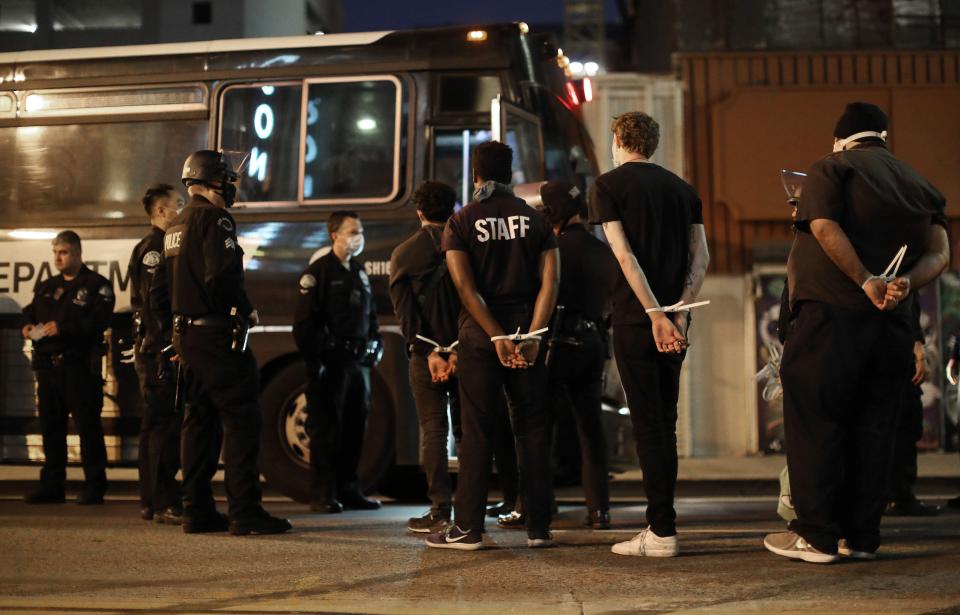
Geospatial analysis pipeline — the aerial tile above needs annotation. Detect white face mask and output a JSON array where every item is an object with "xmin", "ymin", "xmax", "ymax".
[
  {"xmin": 833, "ymin": 130, "xmax": 887, "ymax": 153},
  {"xmin": 346, "ymin": 234, "xmax": 365, "ymax": 257},
  {"xmin": 611, "ymin": 141, "xmax": 621, "ymax": 167}
]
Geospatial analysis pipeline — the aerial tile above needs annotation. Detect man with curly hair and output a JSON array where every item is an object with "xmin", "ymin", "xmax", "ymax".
[{"xmin": 589, "ymin": 112, "xmax": 709, "ymax": 558}]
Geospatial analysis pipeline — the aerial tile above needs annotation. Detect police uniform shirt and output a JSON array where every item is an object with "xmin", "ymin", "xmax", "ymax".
[
  {"xmin": 589, "ymin": 162, "xmax": 703, "ymax": 325},
  {"xmin": 293, "ymin": 251, "xmax": 379, "ymax": 359},
  {"xmin": 788, "ymin": 142, "xmax": 947, "ymax": 313},
  {"xmin": 128, "ymin": 227, "xmax": 167, "ymax": 351},
  {"xmin": 389, "ymin": 225, "xmax": 461, "ymax": 355},
  {"xmin": 441, "ymin": 192, "xmax": 557, "ymax": 307},
  {"xmin": 556, "ymin": 224, "xmax": 617, "ymax": 323},
  {"xmin": 159, "ymin": 194, "xmax": 252, "ymax": 318},
  {"xmin": 21, "ymin": 265, "xmax": 115, "ymax": 358}
]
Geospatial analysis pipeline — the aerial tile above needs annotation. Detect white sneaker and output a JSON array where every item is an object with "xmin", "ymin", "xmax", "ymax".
[{"xmin": 611, "ymin": 527, "xmax": 679, "ymax": 557}]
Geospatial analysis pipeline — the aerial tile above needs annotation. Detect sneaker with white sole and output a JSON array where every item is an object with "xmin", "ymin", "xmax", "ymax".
[
  {"xmin": 527, "ymin": 529, "xmax": 555, "ymax": 548},
  {"xmin": 763, "ymin": 531, "xmax": 838, "ymax": 564},
  {"xmin": 425, "ymin": 525, "xmax": 484, "ymax": 551},
  {"xmin": 838, "ymin": 539, "xmax": 877, "ymax": 560},
  {"xmin": 407, "ymin": 511, "xmax": 450, "ymax": 534},
  {"xmin": 611, "ymin": 527, "xmax": 679, "ymax": 557}
]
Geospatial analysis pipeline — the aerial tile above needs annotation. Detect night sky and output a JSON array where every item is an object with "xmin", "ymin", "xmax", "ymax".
[{"xmin": 341, "ymin": 0, "xmax": 621, "ymax": 32}]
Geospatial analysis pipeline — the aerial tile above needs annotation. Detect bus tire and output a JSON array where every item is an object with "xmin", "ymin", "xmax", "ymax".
[{"xmin": 258, "ymin": 360, "xmax": 396, "ymax": 504}]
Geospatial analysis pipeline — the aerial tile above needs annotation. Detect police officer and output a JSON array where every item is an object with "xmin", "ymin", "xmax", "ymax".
[
  {"xmin": 389, "ymin": 181, "xmax": 462, "ymax": 532},
  {"xmin": 590, "ymin": 112, "xmax": 709, "ymax": 558},
  {"xmin": 129, "ymin": 183, "xmax": 184, "ymax": 523},
  {"xmin": 764, "ymin": 103, "xmax": 948, "ymax": 563},
  {"xmin": 152, "ymin": 150, "xmax": 290, "ymax": 535},
  {"xmin": 540, "ymin": 180, "xmax": 617, "ymax": 529},
  {"xmin": 426, "ymin": 141, "xmax": 559, "ymax": 551},
  {"xmin": 293, "ymin": 211, "xmax": 383, "ymax": 513},
  {"xmin": 22, "ymin": 231, "xmax": 115, "ymax": 505}
]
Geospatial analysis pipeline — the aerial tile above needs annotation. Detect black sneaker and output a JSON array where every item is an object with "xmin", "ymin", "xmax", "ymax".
[
  {"xmin": 485, "ymin": 500, "xmax": 512, "ymax": 517},
  {"xmin": 183, "ymin": 510, "xmax": 229, "ymax": 534},
  {"xmin": 425, "ymin": 525, "xmax": 484, "ymax": 551},
  {"xmin": 527, "ymin": 529, "xmax": 555, "ymax": 548},
  {"xmin": 155, "ymin": 506, "xmax": 183, "ymax": 525},
  {"xmin": 885, "ymin": 499, "xmax": 940, "ymax": 517},
  {"xmin": 140, "ymin": 507, "xmax": 154, "ymax": 521},
  {"xmin": 229, "ymin": 510, "xmax": 293, "ymax": 536},
  {"xmin": 407, "ymin": 511, "xmax": 451, "ymax": 533},
  {"xmin": 310, "ymin": 499, "xmax": 344, "ymax": 514},
  {"xmin": 339, "ymin": 490, "xmax": 381, "ymax": 511},
  {"xmin": 497, "ymin": 510, "xmax": 526, "ymax": 529},
  {"xmin": 585, "ymin": 509, "xmax": 611, "ymax": 530},
  {"xmin": 76, "ymin": 492, "xmax": 105, "ymax": 505},
  {"xmin": 24, "ymin": 488, "xmax": 66, "ymax": 505}
]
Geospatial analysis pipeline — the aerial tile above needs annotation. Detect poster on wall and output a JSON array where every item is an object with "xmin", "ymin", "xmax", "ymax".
[{"xmin": 753, "ymin": 269, "xmax": 948, "ymax": 453}]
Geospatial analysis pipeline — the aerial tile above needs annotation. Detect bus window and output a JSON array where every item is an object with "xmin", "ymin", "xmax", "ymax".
[
  {"xmin": 302, "ymin": 77, "xmax": 401, "ymax": 203},
  {"xmin": 436, "ymin": 75, "xmax": 502, "ymax": 114},
  {"xmin": 0, "ymin": 93, "xmax": 15, "ymax": 117},
  {"xmin": 495, "ymin": 101, "xmax": 544, "ymax": 184},
  {"xmin": 432, "ymin": 128, "xmax": 492, "ymax": 208},
  {"xmin": 219, "ymin": 83, "xmax": 302, "ymax": 205}
]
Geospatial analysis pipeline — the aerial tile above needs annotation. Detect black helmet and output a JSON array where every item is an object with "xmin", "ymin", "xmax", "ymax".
[{"xmin": 181, "ymin": 150, "xmax": 238, "ymax": 186}]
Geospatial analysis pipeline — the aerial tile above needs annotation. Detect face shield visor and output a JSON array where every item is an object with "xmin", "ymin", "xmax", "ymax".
[
  {"xmin": 780, "ymin": 170, "xmax": 807, "ymax": 206},
  {"xmin": 218, "ymin": 150, "xmax": 250, "ymax": 208}
]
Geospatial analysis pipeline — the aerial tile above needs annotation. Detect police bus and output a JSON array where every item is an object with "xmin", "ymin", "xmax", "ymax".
[{"xmin": 0, "ymin": 23, "xmax": 628, "ymax": 501}]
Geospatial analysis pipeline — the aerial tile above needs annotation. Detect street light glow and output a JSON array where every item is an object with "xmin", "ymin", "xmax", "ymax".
[{"xmin": 356, "ymin": 118, "xmax": 377, "ymax": 131}]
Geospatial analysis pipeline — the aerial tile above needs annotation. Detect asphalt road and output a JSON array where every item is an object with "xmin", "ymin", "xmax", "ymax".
[{"xmin": 3, "ymin": 494, "xmax": 960, "ymax": 614}]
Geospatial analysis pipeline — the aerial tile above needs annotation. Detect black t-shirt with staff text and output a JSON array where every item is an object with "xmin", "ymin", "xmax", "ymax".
[
  {"xmin": 442, "ymin": 192, "xmax": 557, "ymax": 309},
  {"xmin": 588, "ymin": 162, "xmax": 703, "ymax": 325}
]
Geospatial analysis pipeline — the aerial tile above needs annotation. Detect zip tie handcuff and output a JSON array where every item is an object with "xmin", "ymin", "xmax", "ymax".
[
  {"xmin": 645, "ymin": 300, "xmax": 711, "ymax": 314},
  {"xmin": 415, "ymin": 334, "xmax": 459, "ymax": 354},
  {"xmin": 490, "ymin": 327, "xmax": 549, "ymax": 343},
  {"xmin": 862, "ymin": 245, "xmax": 907, "ymax": 289}
]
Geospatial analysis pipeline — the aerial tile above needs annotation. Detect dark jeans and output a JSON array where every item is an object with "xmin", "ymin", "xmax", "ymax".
[
  {"xmin": 781, "ymin": 301, "xmax": 912, "ymax": 554},
  {"xmin": 305, "ymin": 353, "xmax": 370, "ymax": 501},
  {"xmin": 409, "ymin": 353, "xmax": 457, "ymax": 515},
  {"xmin": 613, "ymin": 322, "xmax": 685, "ymax": 537},
  {"xmin": 35, "ymin": 359, "xmax": 107, "ymax": 493},
  {"xmin": 135, "ymin": 350, "xmax": 182, "ymax": 511},
  {"xmin": 454, "ymin": 311, "xmax": 552, "ymax": 534},
  {"xmin": 175, "ymin": 326, "xmax": 263, "ymax": 521},
  {"xmin": 548, "ymin": 331, "xmax": 610, "ymax": 512},
  {"xmin": 890, "ymin": 377, "xmax": 924, "ymax": 503}
]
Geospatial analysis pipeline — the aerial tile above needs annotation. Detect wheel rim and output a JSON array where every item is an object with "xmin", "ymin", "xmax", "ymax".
[{"xmin": 279, "ymin": 388, "xmax": 311, "ymax": 469}]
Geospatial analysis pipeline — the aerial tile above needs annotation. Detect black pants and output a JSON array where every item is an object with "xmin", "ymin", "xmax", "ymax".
[
  {"xmin": 35, "ymin": 360, "xmax": 107, "ymax": 494},
  {"xmin": 613, "ymin": 323, "xmax": 685, "ymax": 537},
  {"xmin": 890, "ymin": 379, "xmax": 924, "ymax": 503},
  {"xmin": 135, "ymin": 350, "xmax": 182, "ymax": 511},
  {"xmin": 305, "ymin": 353, "xmax": 370, "ymax": 501},
  {"xmin": 454, "ymin": 311, "xmax": 551, "ymax": 534},
  {"xmin": 174, "ymin": 325, "xmax": 263, "ymax": 520},
  {"xmin": 409, "ymin": 353, "xmax": 458, "ymax": 515},
  {"xmin": 781, "ymin": 301, "xmax": 912, "ymax": 554},
  {"xmin": 548, "ymin": 331, "xmax": 610, "ymax": 512}
]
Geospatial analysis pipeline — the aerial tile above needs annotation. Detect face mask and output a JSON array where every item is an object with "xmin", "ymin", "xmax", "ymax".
[
  {"xmin": 346, "ymin": 234, "xmax": 364, "ymax": 257},
  {"xmin": 611, "ymin": 142, "xmax": 621, "ymax": 167},
  {"xmin": 219, "ymin": 182, "xmax": 237, "ymax": 208},
  {"xmin": 833, "ymin": 130, "xmax": 887, "ymax": 153}
]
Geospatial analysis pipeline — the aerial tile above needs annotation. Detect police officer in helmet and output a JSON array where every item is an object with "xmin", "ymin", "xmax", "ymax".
[{"xmin": 151, "ymin": 149, "xmax": 291, "ymax": 535}]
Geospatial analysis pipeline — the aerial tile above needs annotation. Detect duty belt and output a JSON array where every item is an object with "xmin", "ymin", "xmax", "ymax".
[{"xmin": 173, "ymin": 314, "xmax": 232, "ymax": 332}]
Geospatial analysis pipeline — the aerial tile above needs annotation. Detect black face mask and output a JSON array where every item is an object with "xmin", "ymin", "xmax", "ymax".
[{"xmin": 219, "ymin": 182, "xmax": 237, "ymax": 208}]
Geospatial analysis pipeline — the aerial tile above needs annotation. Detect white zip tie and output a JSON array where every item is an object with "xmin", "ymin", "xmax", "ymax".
[
  {"xmin": 645, "ymin": 300, "xmax": 711, "ymax": 314},
  {"xmin": 490, "ymin": 327, "xmax": 549, "ymax": 342},
  {"xmin": 415, "ymin": 334, "xmax": 459, "ymax": 354},
  {"xmin": 881, "ymin": 244, "xmax": 907, "ymax": 282}
]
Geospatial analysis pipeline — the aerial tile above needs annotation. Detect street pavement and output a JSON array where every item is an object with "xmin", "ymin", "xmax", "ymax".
[{"xmin": 2, "ymin": 491, "xmax": 960, "ymax": 614}]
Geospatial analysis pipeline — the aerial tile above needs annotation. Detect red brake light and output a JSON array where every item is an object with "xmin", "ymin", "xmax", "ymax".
[
  {"xmin": 582, "ymin": 77, "xmax": 593, "ymax": 103},
  {"xmin": 566, "ymin": 82, "xmax": 580, "ymax": 106}
]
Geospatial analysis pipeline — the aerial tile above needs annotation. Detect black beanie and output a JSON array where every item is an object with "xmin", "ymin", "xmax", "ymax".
[
  {"xmin": 833, "ymin": 102, "xmax": 888, "ymax": 139},
  {"xmin": 539, "ymin": 181, "xmax": 584, "ymax": 226}
]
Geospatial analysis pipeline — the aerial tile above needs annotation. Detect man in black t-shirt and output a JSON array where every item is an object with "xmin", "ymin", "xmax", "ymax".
[
  {"xmin": 589, "ymin": 112, "xmax": 709, "ymax": 558},
  {"xmin": 764, "ymin": 103, "xmax": 949, "ymax": 564},
  {"xmin": 425, "ymin": 141, "xmax": 560, "ymax": 551}
]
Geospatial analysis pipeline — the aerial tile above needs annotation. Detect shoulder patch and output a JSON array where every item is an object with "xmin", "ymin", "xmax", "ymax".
[
  {"xmin": 142, "ymin": 250, "xmax": 161, "ymax": 267},
  {"xmin": 99, "ymin": 285, "xmax": 114, "ymax": 299},
  {"xmin": 217, "ymin": 217, "xmax": 234, "ymax": 233},
  {"xmin": 299, "ymin": 274, "xmax": 317, "ymax": 289},
  {"xmin": 359, "ymin": 270, "xmax": 371, "ymax": 287}
]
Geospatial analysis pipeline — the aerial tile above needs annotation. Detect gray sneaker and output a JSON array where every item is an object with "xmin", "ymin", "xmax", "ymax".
[
  {"xmin": 407, "ymin": 511, "xmax": 450, "ymax": 534},
  {"xmin": 764, "ymin": 531, "xmax": 838, "ymax": 564},
  {"xmin": 838, "ymin": 539, "xmax": 877, "ymax": 560}
]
